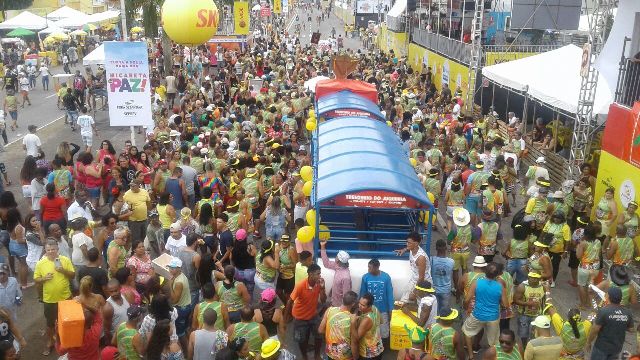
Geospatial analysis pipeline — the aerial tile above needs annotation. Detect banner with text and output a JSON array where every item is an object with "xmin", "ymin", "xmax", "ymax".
[
  {"xmin": 104, "ymin": 42, "xmax": 152, "ymax": 127},
  {"xmin": 273, "ymin": 0, "xmax": 281, "ymax": 14},
  {"xmin": 234, "ymin": 1, "xmax": 250, "ymax": 35}
]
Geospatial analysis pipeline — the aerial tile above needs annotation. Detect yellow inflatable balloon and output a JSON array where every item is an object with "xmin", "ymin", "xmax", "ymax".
[
  {"xmin": 162, "ymin": 0, "xmax": 219, "ymax": 46},
  {"xmin": 300, "ymin": 166, "xmax": 313, "ymax": 182},
  {"xmin": 297, "ymin": 226, "xmax": 315, "ymax": 243},
  {"xmin": 410, "ymin": 158, "xmax": 417, "ymax": 167},
  {"xmin": 306, "ymin": 120, "xmax": 317, "ymax": 131},
  {"xmin": 319, "ymin": 224, "xmax": 330, "ymax": 241},
  {"xmin": 305, "ymin": 209, "xmax": 316, "ymax": 226},
  {"xmin": 302, "ymin": 181, "xmax": 313, "ymax": 196},
  {"xmin": 308, "ymin": 109, "xmax": 315, "ymax": 117}
]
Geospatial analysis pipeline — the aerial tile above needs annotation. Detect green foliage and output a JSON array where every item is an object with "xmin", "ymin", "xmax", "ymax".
[
  {"xmin": 125, "ymin": 0, "xmax": 161, "ymax": 37},
  {"xmin": 0, "ymin": 0, "xmax": 35, "ymax": 11}
]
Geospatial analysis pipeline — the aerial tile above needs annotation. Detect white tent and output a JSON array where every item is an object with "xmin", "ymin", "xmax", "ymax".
[
  {"xmin": 46, "ymin": 6, "xmax": 88, "ymax": 21},
  {"xmin": 39, "ymin": 25, "xmax": 69, "ymax": 35},
  {"xmin": 83, "ymin": 44, "xmax": 104, "ymax": 65},
  {"xmin": 0, "ymin": 11, "xmax": 48, "ymax": 30},
  {"xmin": 54, "ymin": 15, "xmax": 92, "ymax": 29},
  {"xmin": 87, "ymin": 10, "xmax": 120, "ymax": 23},
  {"xmin": 481, "ymin": 44, "xmax": 613, "ymax": 115}
]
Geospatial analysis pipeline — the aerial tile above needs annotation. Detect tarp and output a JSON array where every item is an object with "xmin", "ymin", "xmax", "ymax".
[
  {"xmin": 0, "ymin": 11, "xmax": 48, "ymax": 30},
  {"xmin": 482, "ymin": 44, "xmax": 613, "ymax": 115},
  {"xmin": 317, "ymin": 90, "xmax": 385, "ymax": 121},
  {"xmin": 315, "ymin": 117, "xmax": 431, "ymax": 209},
  {"xmin": 315, "ymin": 79, "xmax": 377, "ymax": 104},
  {"xmin": 83, "ymin": 44, "xmax": 104, "ymax": 65},
  {"xmin": 46, "ymin": 6, "xmax": 88, "ymax": 21}
]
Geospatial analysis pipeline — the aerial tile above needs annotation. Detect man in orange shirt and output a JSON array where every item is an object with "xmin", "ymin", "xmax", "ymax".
[{"xmin": 285, "ymin": 264, "xmax": 327, "ymax": 360}]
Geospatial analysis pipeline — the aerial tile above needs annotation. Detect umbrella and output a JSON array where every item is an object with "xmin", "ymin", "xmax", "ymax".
[
  {"xmin": 50, "ymin": 32, "xmax": 69, "ymax": 40},
  {"xmin": 252, "ymin": 4, "xmax": 261, "ymax": 10},
  {"xmin": 130, "ymin": 26, "xmax": 144, "ymax": 33},
  {"xmin": 43, "ymin": 36, "xmax": 58, "ymax": 44},
  {"xmin": 71, "ymin": 29, "xmax": 87, "ymax": 36},
  {"xmin": 7, "ymin": 28, "xmax": 35, "ymax": 37},
  {"xmin": 304, "ymin": 75, "xmax": 329, "ymax": 92},
  {"xmin": 83, "ymin": 23, "xmax": 97, "ymax": 31}
]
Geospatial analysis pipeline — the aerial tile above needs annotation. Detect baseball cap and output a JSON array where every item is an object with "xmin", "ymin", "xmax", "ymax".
[
  {"xmin": 531, "ymin": 315, "xmax": 551, "ymax": 329},
  {"xmin": 236, "ymin": 229, "xmax": 248, "ymax": 241},
  {"xmin": 261, "ymin": 288, "xmax": 277, "ymax": 303}
]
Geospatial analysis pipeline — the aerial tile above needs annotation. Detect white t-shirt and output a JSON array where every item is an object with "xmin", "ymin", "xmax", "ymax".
[
  {"xmin": 77, "ymin": 114, "xmax": 94, "ymax": 136},
  {"xmin": 165, "ymin": 235, "xmax": 187, "ymax": 257},
  {"xmin": 39, "ymin": 65, "xmax": 49, "ymax": 76},
  {"xmin": 22, "ymin": 133, "xmax": 41, "ymax": 157},
  {"xmin": 71, "ymin": 232, "xmax": 95, "ymax": 266},
  {"xmin": 417, "ymin": 295, "xmax": 438, "ymax": 328}
]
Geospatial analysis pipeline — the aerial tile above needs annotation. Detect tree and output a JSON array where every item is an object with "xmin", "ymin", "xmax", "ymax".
[
  {"xmin": 0, "ymin": 0, "xmax": 35, "ymax": 20},
  {"xmin": 125, "ymin": 0, "xmax": 162, "ymax": 37}
]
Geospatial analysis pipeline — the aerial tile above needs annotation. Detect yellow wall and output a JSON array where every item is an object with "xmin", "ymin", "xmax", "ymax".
[
  {"xmin": 407, "ymin": 42, "xmax": 469, "ymax": 101},
  {"xmin": 376, "ymin": 24, "xmax": 407, "ymax": 57},
  {"xmin": 19, "ymin": 0, "xmax": 106, "ymax": 16},
  {"xmin": 485, "ymin": 51, "xmax": 537, "ymax": 66},
  {"xmin": 594, "ymin": 151, "xmax": 640, "ymax": 235}
]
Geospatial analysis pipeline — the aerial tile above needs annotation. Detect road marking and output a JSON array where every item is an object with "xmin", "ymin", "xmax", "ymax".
[
  {"xmin": 45, "ymin": 93, "xmax": 58, "ymax": 99},
  {"xmin": 6, "ymin": 115, "xmax": 64, "ymax": 147}
]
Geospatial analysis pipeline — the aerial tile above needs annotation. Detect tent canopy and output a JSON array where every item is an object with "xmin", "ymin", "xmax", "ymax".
[
  {"xmin": 0, "ymin": 11, "xmax": 48, "ymax": 30},
  {"xmin": 315, "ymin": 117, "xmax": 431, "ymax": 209},
  {"xmin": 47, "ymin": 6, "xmax": 88, "ymax": 21},
  {"xmin": 39, "ymin": 25, "xmax": 68, "ymax": 35},
  {"xmin": 83, "ymin": 44, "xmax": 104, "ymax": 65},
  {"xmin": 317, "ymin": 90, "xmax": 385, "ymax": 121},
  {"xmin": 387, "ymin": 0, "xmax": 406, "ymax": 17},
  {"xmin": 88, "ymin": 10, "xmax": 120, "ymax": 23},
  {"xmin": 54, "ymin": 14, "xmax": 92, "ymax": 29},
  {"xmin": 315, "ymin": 79, "xmax": 377, "ymax": 104},
  {"xmin": 481, "ymin": 44, "xmax": 613, "ymax": 115}
]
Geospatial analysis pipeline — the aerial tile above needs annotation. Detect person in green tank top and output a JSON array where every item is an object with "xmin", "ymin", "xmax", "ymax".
[
  {"xmin": 606, "ymin": 224, "xmax": 636, "ymax": 266},
  {"xmin": 514, "ymin": 272, "xmax": 546, "ymax": 348},
  {"xmin": 504, "ymin": 224, "xmax": 529, "ymax": 284},
  {"xmin": 427, "ymin": 307, "xmax": 464, "ymax": 360},
  {"xmin": 595, "ymin": 265, "xmax": 638, "ymax": 307},
  {"xmin": 113, "ymin": 305, "xmax": 144, "ymax": 360},
  {"xmin": 423, "ymin": 168, "xmax": 441, "ymax": 203},
  {"xmin": 223, "ymin": 200, "xmax": 244, "ymax": 234},
  {"xmin": 107, "ymin": 228, "xmax": 128, "ymax": 278},
  {"xmin": 217, "ymin": 265, "xmax": 251, "ymax": 323},
  {"xmin": 546, "ymin": 304, "xmax": 591, "ymax": 359},
  {"xmin": 482, "ymin": 329, "xmax": 522, "ymax": 360},
  {"xmin": 318, "ymin": 291, "xmax": 358, "ymax": 360},
  {"xmin": 192, "ymin": 283, "xmax": 229, "ymax": 331},
  {"xmin": 355, "ymin": 293, "xmax": 384, "ymax": 359},
  {"xmin": 226, "ymin": 306, "xmax": 268, "ymax": 354},
  {"xmin": 153, "ymin": 159, "xmax": 171, "ymax": 194},
  {"xmin": 276, "ymin": 235, "xmax": 298, "ymax": 304}
]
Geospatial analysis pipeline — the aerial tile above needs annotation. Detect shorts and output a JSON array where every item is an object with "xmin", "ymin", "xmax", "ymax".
[
  {"xmin": 228, "ymin": 310, "xmax": 241, "ymax": 324},
  {"xmin": 293, "ymin": 317, "xmax": 320, "ymax": 343},
  {"xmin": 462, "ymin": 313, "xmax": 500, "ymax": 346},
  {"xmin": 464, "ymin": 195, "xmax": 482, "ymax": 217},
  {"xmin": 577, "ymin": 267, "xmax": 598, "ymax": 287},
  {"xmin": 568, "ymin": 251, "xmax": 579, "ymax": 269},
  {"xmin": 43, "ymin": 302, "xmax": 59, "ymax": 328},
  {"xmin": 452, "ymin": 252, "xmax": 470, "ymax": 271},
  {"xmin": 251, "ymin": 207, "xmax": 261, "ymax": 221},
  {"xmin": 81, "ymin": 135, "xmax": 93, "ymax": 147},
  {"xmin": 379, "ymin": 312, "xmax": 390, "ymax": 339},
  {"xmin": 517, "ymin": 314, "xmax": 534, "ymax": 339},
  {"xmin": 276, "ymin": 276, "xmax": 295, "ymax": 294},
  {"xmin": 8, "ymin": 240, "xmax": 27, "ymax": 258},
  {"xmin": 8, "ymin": 111, "xmax": 17, "ymax": 121},
  {"xmin": 174, "ymin": 305, "xmax": 191, "ymax": 337},
  {"xmin": 506, "ymin": 258, "xmax": 527, "ymax": 284}
]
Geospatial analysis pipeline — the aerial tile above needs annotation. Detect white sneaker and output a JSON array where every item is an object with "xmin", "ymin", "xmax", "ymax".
[{"xmin": 550, "ymin": 281, "xmax": 556, "ymax": 288}]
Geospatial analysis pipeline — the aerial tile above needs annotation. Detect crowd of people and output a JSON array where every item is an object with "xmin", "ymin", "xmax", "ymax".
[{"xmin": 0, "ymin": 4, "xmax": 637, "ymax": 360}]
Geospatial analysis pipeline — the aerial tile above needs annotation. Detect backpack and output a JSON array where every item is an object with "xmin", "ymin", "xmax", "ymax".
[{"xmin": 73, "ymin": 76, "xmax": 85, "ymax": 90}]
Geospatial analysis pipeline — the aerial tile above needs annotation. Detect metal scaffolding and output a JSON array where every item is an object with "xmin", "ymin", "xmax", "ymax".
[
  {"xmin": 568, "ymin": 0, "xmax": 617, "ymax": 177},
  {"xmin": 465, "ymin": 0, "xmax": 484, "ymax": 115}
]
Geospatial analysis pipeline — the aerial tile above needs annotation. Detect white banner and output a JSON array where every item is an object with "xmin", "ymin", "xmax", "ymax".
[
  {"xmin": 104, "ymin": 41, "xmax": 153, "ymax": 127},
  {"xmin": 282, "ymin": 0, "xmax": 288, "ymax": 13},
  {"xmin": 356, "ymin": 0, "xmax": 390, "ymax": 14}
]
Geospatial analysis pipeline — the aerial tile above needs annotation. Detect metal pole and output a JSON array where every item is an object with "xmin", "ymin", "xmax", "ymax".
[
  {"xmin": 436, "ymin": 0, "xmax": 441, "ymax": 35},
  {"xmin": 119, "ymin": 0, "xmax": 136, "ymax": 146},
  {"xmin": 491, "ymin": 82, "xmax": 495, "ymax": 108},
  {"xmin": 460, "ymin": 0, "xmax": 465, "ymax": 41},
  {"xmin": 448, "ymin": 0, "xmax": 453, "ymax": 38}
]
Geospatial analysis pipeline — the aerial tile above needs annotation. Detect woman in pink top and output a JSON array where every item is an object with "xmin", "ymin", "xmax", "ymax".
[
  {"xmin": 126, "ymin": 240, "xmax": 154, "ymax": 293},
  {"xmin": 80, "ymin": 152, "xmax": 103, "ymax": 206},
  {"xmin": 115, "ymin": 266, "xmax": 142, "ymax": 306}
]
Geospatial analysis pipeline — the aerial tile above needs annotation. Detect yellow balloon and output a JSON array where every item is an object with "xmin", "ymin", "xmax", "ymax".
[
  {"xmin": 305, "ymin": 209, "xmax": 316, "ymax": 226},
  {"xmin": 300, "ymin": 165, "xmax": 313, "ymax": 182},
  {"xmin": 302, "ymin": 181, "xmax": 313, "ymax": 196},
  {"xmin": 319, "ymin": 224, "xmax": 330, "ymax": 241},
  {"xmin": 386, "ymin": 121, "xmax": 392, "ymax": 127},
  {"xmin": 308, "ymin": 109, "xmax": 315, "ymax": 117},
  {"xmin": 410, "ymin": 158, "xmax": 417, "ymax": 167},
  {"xmin": 297, "ymin": 225, "xmax": 315, "ymax": 243},
  {"xmin": 306, "ymin": 120, "xmax": 317, "ymax": 131},
  {"xmin": 162, "ymin": 0, "xmax": 219, "ymax": 46}
]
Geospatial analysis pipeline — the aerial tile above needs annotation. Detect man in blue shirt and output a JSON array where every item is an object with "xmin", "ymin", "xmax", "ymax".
[
  {"xmin": 431, "ymin": 239, "xmax": 454, "ymax": 315},
  {"xmin": 359, "ymin": 258, "xmax": 394, "ymax": 340}
]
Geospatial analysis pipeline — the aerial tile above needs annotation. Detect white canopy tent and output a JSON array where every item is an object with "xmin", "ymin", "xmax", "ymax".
[
  {"xmin": 39, "ymin": 25, "xmax": 68, "ymax": 35},
  {"xmin": 46, "ymin": 6, "xmax": 88, "ymax": 22},
  {"xmin": 87, "ymin": 10, "xmax": 120, "ymax": 23},
  {"xmin": 481, "ymin": 44, "xmax": 613, "ymax": 116},
  {"xmin": 54, "ymin": 15, "xmax": 92, "ymax": 29},
  {"xmin": 0, "ymin": 11, "xmax": 48, "ymax": 30},
  {"xmin": 83, "ymin": 43, "xmax": 104, "ymax": 65}
]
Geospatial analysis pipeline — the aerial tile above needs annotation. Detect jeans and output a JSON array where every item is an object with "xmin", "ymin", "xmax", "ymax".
[
  {"xmin": 42, "ymin": 76, "xmax": 49, "ymax": 90},
  {"xmin": 435, "ymin": 292, "xmax": 450, "ymax": 315},
  {"xmin": 506, "ymin": 258, "xmax": 528, "ymax": 284},
  {"xmin": 265, "ymin": 226, "xmax": 285, "ymax": 241},
  {"xmin": 589, "ymin": 346, "xmax": 620, "ymax": 360},
  {"xmin": 235, "ymin": 268, "xmax": 256, "ymax": 300},
  {"xmin": 67, "ymin": 110, "xmax": 78, "ymax": 127},
  {"xmin": 29, "ymin": 75, "xmax": 36, "ymax": 88}
]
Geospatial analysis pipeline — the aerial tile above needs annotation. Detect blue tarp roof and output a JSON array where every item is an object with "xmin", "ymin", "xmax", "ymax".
[
  {"xmin": 316, "ymin": 90, "xmax": 385, "ymax": 121},
  {"xmin": 314, "ymin": 117, "xmax": 432, "ymax": 208}
]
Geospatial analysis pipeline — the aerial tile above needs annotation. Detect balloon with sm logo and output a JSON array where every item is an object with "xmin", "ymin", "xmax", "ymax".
[{"xmin": 161, "ymin": 0, "xmax": 219, "ymax": 46}]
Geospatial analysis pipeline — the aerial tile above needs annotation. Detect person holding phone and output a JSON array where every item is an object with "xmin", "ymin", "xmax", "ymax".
[{"xmin": 33, "ymin": 239, "xmax": 75, "ymax": 356}]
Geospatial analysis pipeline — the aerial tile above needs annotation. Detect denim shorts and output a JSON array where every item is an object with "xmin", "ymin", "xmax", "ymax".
[
  {"xmin": 506, "ymin": 258, "xmax": 528, "ymax": 284},
  {"xmin": 174, "ymin": 305, "xmax": 192, "ymax": 337},
  {"xmin": 293, "ymin": 317, "xmax": 320, "ymax": 342},
  {"xmin": 8, "ymin": 240, "xmax": 27, "ymax": 258}
]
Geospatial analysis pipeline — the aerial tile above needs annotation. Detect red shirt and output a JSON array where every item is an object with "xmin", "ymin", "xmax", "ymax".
[
  {"xmin": 40, "ymin": 196, "xmax": 66, "ymax": 220},
  {"xmin": 290, "ymin": 278, "xmax": 322, "ymax": 320},
  {"xmin": 56, "ymin": 312, "xmax": 102, "ymax": 360}
]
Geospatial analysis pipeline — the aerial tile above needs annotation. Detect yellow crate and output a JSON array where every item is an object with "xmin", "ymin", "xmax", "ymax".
[{"xmin": 390, "ymin": 309, "xmax": 418, "ymax": 351}]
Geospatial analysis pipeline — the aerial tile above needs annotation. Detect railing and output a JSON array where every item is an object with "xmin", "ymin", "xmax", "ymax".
[
  {"xmin": 483, "ymin": 44, "xmax": 562, "ymax": 53},
  {"xmin": 412, "ymin": 28, "xmax": 472, "ymax": 64},
  {"xmin": 615, "ymin": 57, "xmax": 640, "ymax": 108},
  {"xmin": 386, "ymin": 14, "xmax": 406, "ymax": 32}
]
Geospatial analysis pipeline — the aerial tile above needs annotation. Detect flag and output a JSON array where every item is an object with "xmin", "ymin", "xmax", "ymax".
[{"xmin": 234, "ymin": 1, "xmax": 250, "ymax": 35}]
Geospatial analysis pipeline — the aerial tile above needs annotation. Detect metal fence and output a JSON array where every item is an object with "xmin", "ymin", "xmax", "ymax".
[
  {"xmin": 411, "ymin": 28, "xmax": 472, "ymax": 64},
  {"xmin": 616, "ymin": 58, "xmax": 640, "ymax": 108},
  {"xmin": 386, "ymin": 14, "xmax": 406, "ymax": 32}
]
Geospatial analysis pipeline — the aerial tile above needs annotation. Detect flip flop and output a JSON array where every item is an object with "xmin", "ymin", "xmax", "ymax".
[{"xmin": 42, "ymin": 345, "xmax": 52, "ymax": 356}]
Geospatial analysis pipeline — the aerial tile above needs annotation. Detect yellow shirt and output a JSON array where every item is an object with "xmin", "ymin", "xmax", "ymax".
[
  {"xmin": 156, "ymin": 85, "xmax": 167, "ymax": 101},
  {"xmin": 34, "ymin": 256, "xmax": 74, "ymax": 303},
  {"xmin": 542, "ymin": 222, "xmax": 571, "ymax": 253},
  {"xmin": 123, "ymin": 189, "xmax": 151, "ymax": 221}
]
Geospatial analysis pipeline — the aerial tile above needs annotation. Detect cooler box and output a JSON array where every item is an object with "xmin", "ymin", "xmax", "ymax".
[
  {"xmin": 152, "ymin": 253, "xmax": 173, "ymax": 280},
  {"xmin": 390, "ymin": 309, "xmax": 417, "ymax": 350},
  {"xmin": 57, "ymin": 300, "xmax": 85, "ymax": 348}
]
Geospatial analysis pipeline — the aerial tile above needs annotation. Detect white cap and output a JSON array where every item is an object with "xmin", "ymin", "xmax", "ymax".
[
  {"xmin": 167, "ymin": 257, "xmax": 183, "ymax": 268},
  {"xmin": 336, "ymin": 250, "xmax": 350, "ymax": 264},
  {"xmin": 536, "ymin": 156, "xmax": 546, "ymax": 164}
]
